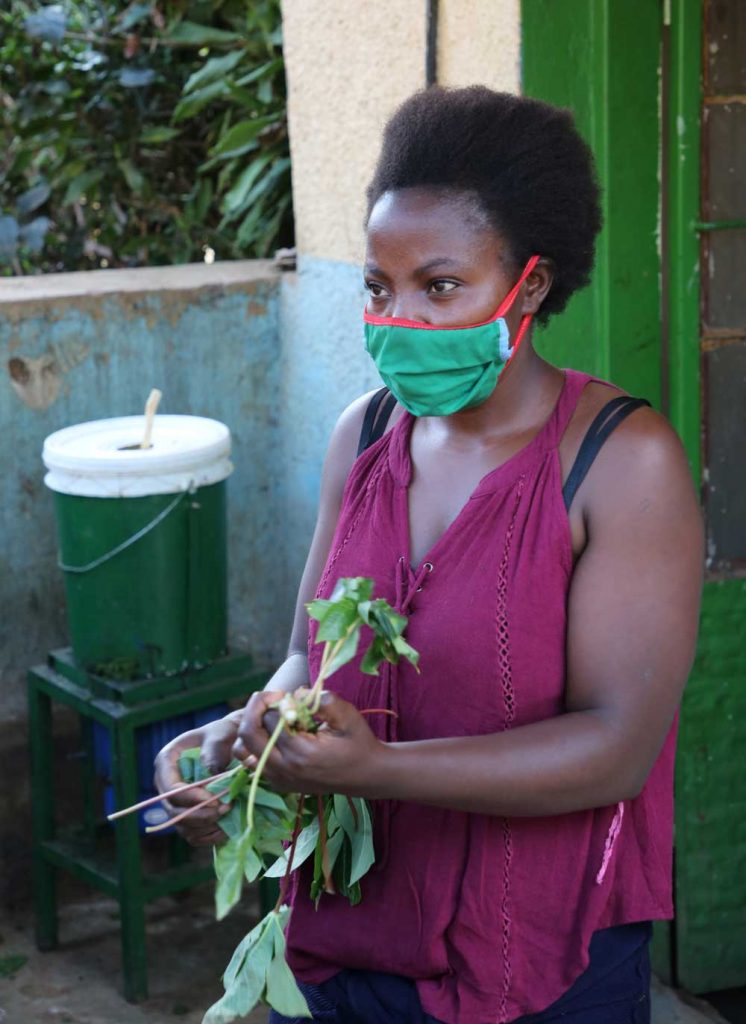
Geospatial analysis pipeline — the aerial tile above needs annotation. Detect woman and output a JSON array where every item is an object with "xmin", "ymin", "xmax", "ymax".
[{"xmin": 155, "ymin": 87, "xmax": 702, "ymax": 1024}]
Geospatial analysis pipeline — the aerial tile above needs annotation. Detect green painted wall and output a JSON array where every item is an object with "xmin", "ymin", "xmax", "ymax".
[
  {"xmin": 523, "ymin": 0, "xmax": 661, "ymax": 407},
  {"xmin": 523, "ymin": 0, "xmax": 746, "ymax": 995},
  {"xmin": 675, "ymin": 578, "xmax": 746, "ymax": 992}
]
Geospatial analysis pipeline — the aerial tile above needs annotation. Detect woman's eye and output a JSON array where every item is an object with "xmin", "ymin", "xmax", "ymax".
[
  {"xmin": 428, "ymin": 280, "xmax": 458, "ymax": 294},
  {"xmin": 365, "ymin": 281, "xmax": 387, "ymax": 298}
]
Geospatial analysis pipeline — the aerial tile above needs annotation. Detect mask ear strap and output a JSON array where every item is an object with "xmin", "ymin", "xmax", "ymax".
[
  {"xmin": 494, "ymin": 254, "xmax": 541, "ymax": 319},
  {"xmin": 498, "ymin": 254, "xmax": 541, "ymax": 366}
]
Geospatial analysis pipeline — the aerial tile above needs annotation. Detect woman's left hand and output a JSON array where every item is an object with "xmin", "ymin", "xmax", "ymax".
[{"xmin": 233, "ymin": 689, "xmax": 385, "ymax": 796}]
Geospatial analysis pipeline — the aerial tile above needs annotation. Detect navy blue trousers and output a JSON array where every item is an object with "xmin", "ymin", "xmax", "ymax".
[{"xmin": 269, "ymin": 922, "xmax": 652, "ymax": 1024}]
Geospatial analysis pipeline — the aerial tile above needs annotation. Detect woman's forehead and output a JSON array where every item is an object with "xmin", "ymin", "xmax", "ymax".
[{"xmin": 365, "ymin": 188, "xmax": 504, "ymax": 267}]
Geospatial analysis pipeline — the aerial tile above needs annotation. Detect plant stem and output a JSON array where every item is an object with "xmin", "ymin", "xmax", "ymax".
[
  {"xmin": 107, "ymin": 767, "xmax": 239, "ymax": 821},
  {"xmin": 144, "ymin": 787, "xmax": 231, "ymax": 833},
  {"xmin": 317, "ymin": 795, "xmax": 334, "ymax": 894},
  {"xmin": 307, "ymin": 625, "xmax": 357, "ymax": 713},
  {"xmin": 246, "ymin": 714, "xmax": 287, "ymax": 834},
  {"xmin": 276, "ymin": 794, "xmax": 306, "ymax": 913}
]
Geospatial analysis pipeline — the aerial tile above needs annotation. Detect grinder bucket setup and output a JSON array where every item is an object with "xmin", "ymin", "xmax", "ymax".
[
  {"xmin": 29, "ymin": 402, "xmax": 272, "ymax": 1002},
  {"xmin": 42, "ymin": 413, "xmax": 232, "ymax": 679}
]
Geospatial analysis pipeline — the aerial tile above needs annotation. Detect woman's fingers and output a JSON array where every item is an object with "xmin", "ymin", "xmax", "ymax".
[
  {"xmin": 234, "ymin": 691, "xmax": 284, "ymax": 761},
  {"xmin": 200, "ymin": 715, "xmax": 243, "ymax": 774}
]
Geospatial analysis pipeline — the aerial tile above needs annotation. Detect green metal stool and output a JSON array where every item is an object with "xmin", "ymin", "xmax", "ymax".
[{"xmin": 28, "ymin": 646, "xmax": 274, "ymax": 1002}]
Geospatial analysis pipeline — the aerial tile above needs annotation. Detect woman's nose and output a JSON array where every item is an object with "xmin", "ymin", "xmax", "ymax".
[{"xmin": 390, "ymin": 294, "xmax": 430, "ymax": 324}]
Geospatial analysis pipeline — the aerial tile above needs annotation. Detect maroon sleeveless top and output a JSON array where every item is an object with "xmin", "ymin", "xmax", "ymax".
[{"xmin": 286, "ymin": 370, "xmax": 676, "ymax": 1023}]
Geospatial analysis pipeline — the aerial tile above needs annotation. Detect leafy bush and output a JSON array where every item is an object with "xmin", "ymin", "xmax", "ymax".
[{"xmin": 0, "ymin": 0, "xmax": 292, "ymax": 274}]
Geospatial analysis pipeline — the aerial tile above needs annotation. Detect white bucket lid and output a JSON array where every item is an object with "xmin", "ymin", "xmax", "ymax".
[{"xmin": 43, "ymin": 415, "xmax": 233, "ymax": 497}]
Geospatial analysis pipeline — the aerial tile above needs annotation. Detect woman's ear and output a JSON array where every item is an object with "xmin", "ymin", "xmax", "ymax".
[{"xmin": 521, "ymin": 258, "xmax": 554, "ymax": 316}]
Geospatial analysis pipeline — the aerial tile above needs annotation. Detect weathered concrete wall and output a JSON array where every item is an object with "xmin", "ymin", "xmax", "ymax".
[
  {"xmin": 281, "ymin": 0, "xmax": 521, "ymax": 267},
  {"xmin": 438, "ymin": 0, "xmax": 521, "ymax": 93},
  {"xmin": 281, "ymin": 0, "xmax": 426, "ymax": 266},
  {"xmin": 0, "ymin": 262, "xmax": 286, "ymax": 724}
]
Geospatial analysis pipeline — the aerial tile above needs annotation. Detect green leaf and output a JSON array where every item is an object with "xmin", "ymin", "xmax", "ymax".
[
  {"xmin": 235, "ymin": 57, "xmax": 284, "ymax": 88},
  {"xmin": 173, "ymin": 80, "xmax": 229, "ymax": 122},
  {"xmin": 234, "ymin": 201, "xmax": 265, "ymax": 247},
  {"xmin": 252, "ymin": 785, "xmax": 291, "ymax": 813},
  {"xmin": 217, "ymin": 803, "xmax": 243, "ymax": 841},
  {"xmin": 210, "ymin": 116, "xmax": 276, "ymax": 158},
  {"xmin": 213, "ymin": 842, "xmax": 245, "ymax": 920},
  {"xmin": 315, "ymin": 599, "xmax": 358, "ymax": 642},
  {"xmin": 139, "ymin": 126, "xmax": 181, "ymax": 144},
  {"xmin": 166, "ymin": 21, "xmax": 242, "ymax": 46},
  {"xmin": 220, "ymin": 152, "xmax": 273, "ymax": 214},
  {"xmin": 360, "ymin": 635, "xmax": 386, "ymax": 676},
  {"xmin": 0, "ymin": 954, "xmax": 28, "ymax": 978},
  {"xmin": 118, "ymin": 158, "xmax": 145, "ymax": 192},
  {"xmin": 16, "ymin": 182, "xmax": 51, "ymax": 216},
  {"xmin": 19, "ymin": 216, "xmax": 51, "ymax": 254},
  {"xmin": 325, "ymin": 625, "xmax": 361, "ymax": 675},
  {"xmin": 223, "ymin": 915, "xmax": 269, "ymax": 989},
  {"xmin": 348, "ymin": 799, "xmax": 375, "ymax": 885},
  {"xmin": 177, "ymin": 747, "xmax": 202, "ymax": 782},
  {"xmin": 265, "ymin": 922, "xmax": 311, "ymax": 1017},
  {"xmin": 305, "ymin": 599, "xmax": 332, "ymax": 622},
  {"xmin": 183, "ymin": 49, "xmax": 245, "ymax": 94},
  {"xmin": 332, "ymin": 796, "xmax": 375, "ymax": 885},
  {"xmin": 242, "ymin": 843, "xmax": 263, "ymax": 883},
  {"xmin": 263, "ymin": 816, "xmax": 319, "ymax": 877},
  {"xmin": 330, "ymin": 577, "xmax": 375, "ymax": 604},
  {"xmin": 62, "ymin": 169, "xmax": 103, "ymax": 206},
  {"xmin": 392, "ymin": 634, "xmax": 420, "ymax": 669},
  {"xmin": 204, "ymin": 914, "xmax": 275, "ymax": 1023},
  {"xmin": 257, "ymin": 77, "xmax": 273, "ymax": 105},
  {"xmin": 220, "ymin": 155, "xmax": 290, "ymax": 225},
  {"xmin": 116, "ymin": 4, "xmax": 153, "ymax": 33}
]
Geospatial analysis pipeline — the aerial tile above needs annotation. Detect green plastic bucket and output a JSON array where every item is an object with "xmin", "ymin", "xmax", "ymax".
[{"xmin": 43, "ymin": 415, "xmax": 233, "ymax": 679}]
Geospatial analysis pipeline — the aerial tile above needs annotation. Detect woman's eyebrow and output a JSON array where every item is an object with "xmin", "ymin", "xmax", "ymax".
[
  {"xmin": 363, "ymin": 263, "xmax": 390, "ymax": 279},
  {"xmin": 364, "ymin": 257, "xmax": 464, "ymax": 279},
  {"xmin": 414, "ymin": 257, "xmax": 463, "ymax": 274}
]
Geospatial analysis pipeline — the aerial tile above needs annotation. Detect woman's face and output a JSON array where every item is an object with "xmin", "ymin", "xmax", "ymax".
[{"xmin": 364, "ymin": 188, "xmax": 523, "ymax": 335}]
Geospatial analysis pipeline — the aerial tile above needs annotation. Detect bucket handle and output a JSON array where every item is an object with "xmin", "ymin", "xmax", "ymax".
[{"xmin": 58, "ymin": 487, "xmax": 191, "ymax": 574}]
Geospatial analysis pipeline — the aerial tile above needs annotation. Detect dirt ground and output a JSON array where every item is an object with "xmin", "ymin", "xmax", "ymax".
[
  {"xmin": 0, "ymin": 884, "xmax": 268, "ymax": 1024},
  {"xmin": 0, "ymin": 883, "xmax": 732, "ymax": 1024}
]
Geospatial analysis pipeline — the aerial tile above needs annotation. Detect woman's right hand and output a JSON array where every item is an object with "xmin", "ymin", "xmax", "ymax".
[{"xmin": 153, "ymin": 712, "xmax": 244, "ymax": 847}]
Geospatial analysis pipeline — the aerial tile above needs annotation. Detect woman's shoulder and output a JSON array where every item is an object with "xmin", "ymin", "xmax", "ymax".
[
  {"xmin": 321, "ymin": 388, "xmax": 404, "ymax": 500},
  {"xmin": 559, "ymin": 374, "xmax": 697, "ymax": 557},
  {"xmin": 560, "ymin": 376, "xmax": 683, "ymax": 480}
]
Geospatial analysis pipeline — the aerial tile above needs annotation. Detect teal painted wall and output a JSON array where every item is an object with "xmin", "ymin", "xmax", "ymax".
[
  {"xmin": 278, "ymin": 254, "xmax": 380, "ymax": 596},
  {"xmin": 0, "ymin": 265, "xmax": 284, "ymax": 723}
]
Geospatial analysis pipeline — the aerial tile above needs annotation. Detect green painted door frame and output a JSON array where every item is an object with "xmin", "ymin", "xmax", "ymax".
[
  {"xmin": 523, "ymin": 0, "xmax": 746, "ymax": 995},
  {"xmin": 522, "ymin": 0, "xmax": 661, "ymax": 407}
]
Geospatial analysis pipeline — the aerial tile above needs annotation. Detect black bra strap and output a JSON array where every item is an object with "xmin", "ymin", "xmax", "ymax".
[
  {"xmin": 356, "ymin": 387, "xmax": 397, "ymax": 456},
  {"xmin": 563, "ymin": 396, "xmax": 651, "ymax": 511}
]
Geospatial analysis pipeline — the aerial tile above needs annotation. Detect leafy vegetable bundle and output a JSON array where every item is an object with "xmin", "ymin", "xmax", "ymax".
[{"xmin": 112, "ymin": 578, "xmax": 419, "ymax": 1023}]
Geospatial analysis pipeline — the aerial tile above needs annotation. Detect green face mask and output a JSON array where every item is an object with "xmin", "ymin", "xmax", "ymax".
[{"xmin": 364, "ymin": 255, "xmax": 540, "ymax": 417}]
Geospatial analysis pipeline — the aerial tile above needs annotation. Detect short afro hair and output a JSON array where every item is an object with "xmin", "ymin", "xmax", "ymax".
[{"xmin": 365, "ymin": 86, "xmax": 602, "ymax": 323}]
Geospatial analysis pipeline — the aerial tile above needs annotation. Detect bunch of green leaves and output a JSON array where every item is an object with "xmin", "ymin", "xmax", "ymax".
[
  {"xmin": 203, "ymin": 906, "xmax": 309, "ymax": 1023},
  {"xmin": 264, "ymin": 794, "xmax": 375, "ymax": 907},
  {"xmin": 174, "ymin": 577, "xmax": 418, "ymax": 1024},
  {"xmin": 0, "ymin": 0, "xmax": 291, "ymax": 274},
  {"xmin": 179, "ymin": 749, "xmax": 374, "ymax": 1022},
  {"xmin": 307, "ymin": 576, "xmax": 420, "ymax": 682}
]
